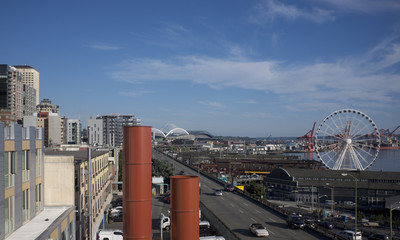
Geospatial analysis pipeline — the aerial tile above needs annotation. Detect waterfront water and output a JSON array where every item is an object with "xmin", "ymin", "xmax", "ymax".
[{"xmin": 285, "ymin": 149, "xmax": 400, "ymax": 172}]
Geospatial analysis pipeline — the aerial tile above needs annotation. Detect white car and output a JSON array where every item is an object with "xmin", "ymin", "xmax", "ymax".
[
  {"xmin": 214, "ymin": 189, "xmax": 223, "ymax": 196},
  {"xmin": 97, "ymin": 229, "xmax": 123, "ymax": 240},
  {"xmin": 336, "ymin": 230, "xmax": 362, "ymax": 240},
  {"xmin": 110, "ymin": 206, "xmax": 123, "ymax": 214},
  {"xmin": 110, "ymin": 206, "xmax": 123, "ymax": 217},
  {"xmin": 249, "ymin": 223, "xmax": 269, "ymax": 237}
]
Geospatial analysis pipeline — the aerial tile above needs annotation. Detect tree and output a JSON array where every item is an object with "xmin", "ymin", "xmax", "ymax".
[
  {"xmin": 152, "ymin": 158, "xmax": 174, "ymax": 184},
  {"xmin": 245, "ymin": 181, "xmax": 265, "ymax": 197}
]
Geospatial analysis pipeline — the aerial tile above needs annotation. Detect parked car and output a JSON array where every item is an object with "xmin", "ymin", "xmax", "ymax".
[
  {"xmin": 110, "ymin": 206, "xmax": 123, "ymax": 218},
  {"xmin": 337, "ymin": 230, "xmax": 362, "ymax": 240},
  {"xmin": 318, "ymin": 220, "xmax": 334, "ymax": 229},
  {"xmin": 249, "ymin": 223, "xmax": 269, "ymax": 237},
  {"xmin": 110, "ymin": 211, "xmax": 123, "ymax": 222},
  {"xmin": 163, "ymin": 196, "xmax": 171, "ymax": 203},
  {"xmin": 287, "ymin": 215, "xmax": 305, "ymax": 229},
  {"xmin": 97, "ymin": 229, "xmax": 123, "ymax": 240},
  {"xmin": 110, "ymin": 206, "xmax": 123, "ymax": 214},
  {"xmin": 368, "ymin": 233, "xmax": 389, "ymax": 240},
  {"xmin": 304, "ymin": 216, "xmax": 315, "ymax": 224},
  {"xmin": 214, "ymin": 189, "xmax": 223, "ymax": 196},
  {"xmin": 303, "ymin": 216, "xmax": 315, "ymax": 228}
]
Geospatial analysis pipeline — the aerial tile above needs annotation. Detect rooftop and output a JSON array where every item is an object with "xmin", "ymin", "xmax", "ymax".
[
  {"xmin": 6, "ymin": 206, "xmax": 73, "ymax": 240},
  {"xmin": 44, "ymin": 149, "xmax": 109, "ymax": 162}
]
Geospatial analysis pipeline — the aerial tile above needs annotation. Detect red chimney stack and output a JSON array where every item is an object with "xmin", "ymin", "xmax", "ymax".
[{"xmin": 123, "ymin": 126, "xmax": 152, "ymax": 240}]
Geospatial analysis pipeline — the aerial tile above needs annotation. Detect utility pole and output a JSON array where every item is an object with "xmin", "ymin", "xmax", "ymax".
[{"xmin": 88, "ymin": 146, "xmax": 92, "ymax": 240}]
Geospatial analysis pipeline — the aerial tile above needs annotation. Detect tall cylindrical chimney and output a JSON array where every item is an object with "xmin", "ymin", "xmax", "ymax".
[
  {"xmin": 123, "ymin": 126, "xmax": 152, "ymax": 240},
  {"xmin": 171, "ymin": 175, "xmax": 199, "ymax": 240}
]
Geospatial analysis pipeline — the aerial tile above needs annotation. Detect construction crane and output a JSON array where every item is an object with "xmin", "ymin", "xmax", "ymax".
[
  {"xmin": 380, "ymin": 125, "xmax": 400, "ymax": 147},
  {"xmin": 298, "ymin": 122, "xmax": 316, "ymax": 151},
  {"xmin": 390, "ymin": 125, "xmax": 400, "ymax": 136}
]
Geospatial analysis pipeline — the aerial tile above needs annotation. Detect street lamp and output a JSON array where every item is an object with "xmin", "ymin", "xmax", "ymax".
[
  {"xmin": 342, "ymin": 172, "xmax": 358, "ymax": 235},
  {"xmin": 326, "ymin": 183, "xmax": 334, "ymax": 217},
  {"xmin": 317, "ymin": 195, "xmax": 328, "ymax": 219}
]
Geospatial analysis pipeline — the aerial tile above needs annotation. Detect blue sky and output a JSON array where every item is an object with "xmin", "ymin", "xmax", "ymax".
[{"xmin": 2, "ymin": 0, "xmax": 400, "ymax": 137}]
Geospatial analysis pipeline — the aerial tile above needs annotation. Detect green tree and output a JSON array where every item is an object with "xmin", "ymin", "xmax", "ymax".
[
  {"xmin": 245, "ymin": 181, "xmax": 265, "ymax": 197},
  {"xmin": 152, "ymin": 158, "xmax": 174, "ymax": 184}
]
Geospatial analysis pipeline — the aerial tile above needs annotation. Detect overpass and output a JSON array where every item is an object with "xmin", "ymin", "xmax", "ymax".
[{"xmin": 152, "ymin": 149, "xmax": 330, "ymax": 240}]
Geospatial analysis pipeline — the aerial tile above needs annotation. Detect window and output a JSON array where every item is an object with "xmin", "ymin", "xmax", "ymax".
[
  {"xmin": 35, "ymin": 149, "xmax": 42, "ymax": 176},
  {"xmin": 4, "ymin": 196, "xmax": 14, "ymax": 235},
  {"xmin": 22, "ymin": 150, "xmax": 30, "ymax": 182},
  {"xmin": 22, "ymin": 189, "xmax": 30, "ymax": 222},
  {"xmin": 4, "ymin": 152, "xmax": 16, "ymax": 188},
  {"xmin": 35, "ymin": 184, "xmax": 42, "ymax": 212}
]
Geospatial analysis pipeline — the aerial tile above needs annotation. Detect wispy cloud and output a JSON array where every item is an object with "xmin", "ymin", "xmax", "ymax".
[
  {"xmin": 111, "ymin": 36, "xmax": 400, "ymax": 112},
  {"xmin": 320, "ymin": 0, "xmax": 400, "ymax": 13},
  {"xmin": 240, "ymin": 100, "xmax": 258, "ymax": 104},
  {"xmin": 119, "ymin": 90, "xmax": 153, "ymax": 97},
  {"xmin": 199, "ymin": 101, "xmax": 225, "ymax": 108},
  {"xmin": 88, "ymin": 44, "xmax": 122, "ymax": 51},
  {"xmin": 249, "ymin": 0, "xmax": 335, "ymax": 25},
  {"xmin": 162, "ymin": 22, "xmax": 188, "ymax": 36}
]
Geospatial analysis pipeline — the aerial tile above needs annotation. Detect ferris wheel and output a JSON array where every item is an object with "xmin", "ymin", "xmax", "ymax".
[{"xmin": 314, "ymin": 109, "xmax": 381, "ymax": 171}]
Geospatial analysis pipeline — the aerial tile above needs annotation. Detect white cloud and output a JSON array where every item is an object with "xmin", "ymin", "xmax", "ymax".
[
  {"xmin": 249, "ymin": 0, "xmax": 335, "ymax": 25},
  {"xmin": 320, "ymin": 0, "xmax": 400, "ymax": 13},
  {"xmin": 111, "ymin": 36, "xmax": 400, "ymax": 112},
  {"xmin": 88, "ymin": 44, "xmax": 122, "ymax": 51},
  {"xmin": 200, "ymin": 101, "xmax": 225, "ymax": 108},
  {"xmin": 240, "ymin": 100, "xmax": 258, "ymax": 104},
  {"xmin": 119, "ymin": 90, "xmax": 153, "ymax": 97}
]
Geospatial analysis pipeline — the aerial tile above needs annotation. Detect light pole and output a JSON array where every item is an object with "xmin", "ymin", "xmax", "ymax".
[
  {"xmin": 326, "ymin": 183, "xmax": 334, "ymax": 217},
  {"xmin": 342, "ymin": 172, "xmax": 358, "ymax": 235},
  {"xmin": 317, "ymin": 195, "xmax": 327, "ymax": 219}
]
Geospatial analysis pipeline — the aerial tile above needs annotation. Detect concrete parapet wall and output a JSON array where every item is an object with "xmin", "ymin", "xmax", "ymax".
[{"xmin": 199, "ymin": 202, "xmax": 240, "ymax": 240}]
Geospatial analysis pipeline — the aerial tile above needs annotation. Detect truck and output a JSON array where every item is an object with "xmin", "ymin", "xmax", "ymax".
[{"xmin": 160, "ymin": 216, "xmax": 210, "ymax": 230}]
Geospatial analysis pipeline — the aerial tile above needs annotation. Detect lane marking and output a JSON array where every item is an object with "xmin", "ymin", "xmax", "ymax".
[
  {"xmin": 250, "ymin": 217, "xmax": 257, "ymax": 222},
  {"xmin": 243, "ymin": 203, "xmax": 248, "ymax": 206},
  {"xmin": 255, "ymin": 210, "xmax": 261, "ymax": 214},
  {"xmin": 239, "ymin": 209, "xmax": 244, "ymax": 213}
]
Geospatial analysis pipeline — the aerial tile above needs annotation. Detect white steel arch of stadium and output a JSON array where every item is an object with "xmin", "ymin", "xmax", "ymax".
[
  {"xmin": 165, "ymin": 128, "xmax": 190, "ymax": 137},
  {"xmin": 152, "ymin": 128, "xmax": 167, "ymax": 138}
]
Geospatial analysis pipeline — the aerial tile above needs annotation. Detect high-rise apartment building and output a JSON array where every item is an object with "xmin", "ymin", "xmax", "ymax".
[
  {"xmin": 0, "ymin": 65, "xmax": 36, "ymax": 124},
  {"xmin": 66, "ymin": 118, "xmax": 81, "ymax": 144},
  {"xmin": 31, "ymin": 99, "xmax": 66, "ymax": 147},
  {"xmin": 88, "ymin": 114, "xmax": 141, "ymax": 147},
  {"xmin": 36, "ymin": 98, "xmax": 59, "ymax": 114},
  {"xmin": 13, "ymin": 65, "xmax": 40, "ymax": 105}
]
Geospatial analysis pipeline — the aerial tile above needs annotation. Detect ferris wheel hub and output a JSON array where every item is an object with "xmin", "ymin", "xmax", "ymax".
[{"xmin": 346, "ymin": 138, "xmax": 352, "ymax": 145}]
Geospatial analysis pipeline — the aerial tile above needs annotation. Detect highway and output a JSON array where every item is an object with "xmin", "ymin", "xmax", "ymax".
[{"xmin": 153, "ymin": 149, "xmax": 330, "ymax": 240}]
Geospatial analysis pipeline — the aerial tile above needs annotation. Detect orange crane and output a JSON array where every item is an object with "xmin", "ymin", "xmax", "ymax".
[{"xmin": 298, "ymin": 122, "xmax": 316, "ymax": 151}]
